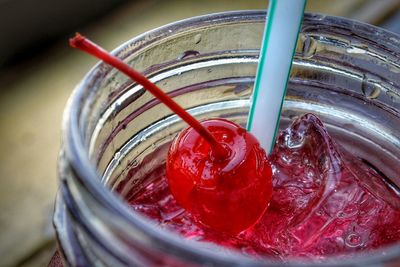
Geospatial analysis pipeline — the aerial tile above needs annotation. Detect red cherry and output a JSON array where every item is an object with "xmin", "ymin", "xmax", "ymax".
[{"xmin": 167, "ymin": 118, "xmax": 273, "ymax": 235}]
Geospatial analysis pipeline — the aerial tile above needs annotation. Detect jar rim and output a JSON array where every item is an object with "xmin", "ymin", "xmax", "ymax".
[{"xmin": 61, "ymin": 10, "xmax": 400, "ymax": 266}]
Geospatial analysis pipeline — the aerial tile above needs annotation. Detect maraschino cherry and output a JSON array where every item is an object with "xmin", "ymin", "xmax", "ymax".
[
  {"xmin": 167, "ymin": 118, "xmax": 272, "ymax": 234},
  {"xmin": 70, "ymin": 33, "xmax": 273, "ymax": 235}
]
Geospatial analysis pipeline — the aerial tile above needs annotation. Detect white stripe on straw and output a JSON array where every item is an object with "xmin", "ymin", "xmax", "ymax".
[{"xmin": 247, "ymin": 0, "xmax": 306, "ymax": 154}]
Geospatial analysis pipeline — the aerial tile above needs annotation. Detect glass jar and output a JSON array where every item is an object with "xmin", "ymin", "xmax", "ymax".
[{"xmin": 54, "ymin": 10, "xmax": 400, "ymax": 267}]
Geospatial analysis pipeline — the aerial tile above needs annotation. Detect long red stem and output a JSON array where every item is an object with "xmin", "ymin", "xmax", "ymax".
[{"xmin": 70, "ymin": 33, "xmax": 228, "ymax": 159}]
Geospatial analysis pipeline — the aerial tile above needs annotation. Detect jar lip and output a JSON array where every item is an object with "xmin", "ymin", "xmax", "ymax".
[{"xmin": 62, "ymin": 10, "xmax": 400, "ymax": 266}]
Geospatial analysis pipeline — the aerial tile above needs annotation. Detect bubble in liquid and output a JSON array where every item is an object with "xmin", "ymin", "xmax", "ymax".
[
  {"xmin": 286, "ymin": 132, "xmax": 305, "ymax": 149},
  {"xmin": 345, "ymin": 233, "xmax": 363, "ymax": 248}
]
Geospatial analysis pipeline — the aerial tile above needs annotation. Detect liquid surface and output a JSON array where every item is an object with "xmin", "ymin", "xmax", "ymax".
[{"xmin": 127, "ymin": 114, "xmax": 400, "ymax": 260}]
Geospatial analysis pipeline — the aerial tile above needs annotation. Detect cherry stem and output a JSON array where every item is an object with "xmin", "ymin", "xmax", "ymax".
[{"xmin": 70, "ymin": 33, "xmax": 229, "ymax": 159}]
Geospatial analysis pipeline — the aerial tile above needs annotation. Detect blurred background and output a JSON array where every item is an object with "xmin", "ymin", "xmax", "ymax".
[{"xmin": 0, "ymin": 0, "xmax": 399, "ymax": 266}]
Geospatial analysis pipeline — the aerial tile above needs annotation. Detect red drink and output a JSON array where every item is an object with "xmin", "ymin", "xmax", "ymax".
[
  {"xmin": 127, "ymin": 114, "xmax": 400, "ymax": 261},
  {"xmin": 68, "ymin": 33, "xmax": 400, "ymax": 263}
]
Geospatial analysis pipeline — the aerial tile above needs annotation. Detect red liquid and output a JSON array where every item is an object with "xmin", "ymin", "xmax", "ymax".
[{"xmin": 126, "ymin": 114, "xmax": 400, "ymax": 260}]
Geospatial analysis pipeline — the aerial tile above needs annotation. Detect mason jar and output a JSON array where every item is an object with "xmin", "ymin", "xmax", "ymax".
[{"xmin": 54, "ymin": 10, "xmax": 400, "ymax": 267}]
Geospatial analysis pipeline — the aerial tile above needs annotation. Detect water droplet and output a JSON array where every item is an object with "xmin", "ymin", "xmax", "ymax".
[
  {"xmin": 313, "ymin": 14, "xmax": 326, "ymax": 21},
  {"xmin": 114, "ymin": 151, "xmax": 121, "ymax": 160},
  {"xmin": 387, "ymin": 91, "xmax": 400, "ymax": 103},
  {"xmin": 177, "ymin": 50, "xmax": 200, "ymax": 60},
  {"xmin": 233, "ymin": 84, "xmax": 250, "ymax": 96},
  {"xmin": 301, "ymin": 35, "xmax": 317, "ymax": 58},
  {"xmin": 131, "ymin": 160, "xmax": 138, "ymax": 168},
  {"xmin": 389, "ymin": 36, "xmax": 400, "ymax": 45},
  {"xmin": 361, "ymin": 76, "xmax": 380, "ymax": 99},
  {"xmin": 346, "ymin": 47, "xmax": 366, "ymax": 54},
  {"xmin": 194, "ymin": 34, "xmax": 202, "ymax": 44},
  {"xmin": 111, "ymin": 108, "xmax": 118, "ymax": 119}
]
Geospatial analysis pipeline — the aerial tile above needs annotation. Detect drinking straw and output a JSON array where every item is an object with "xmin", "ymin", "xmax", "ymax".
[{"xmin": 247, "ymin": 0, "xmax": 306, "ymax": 153}]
